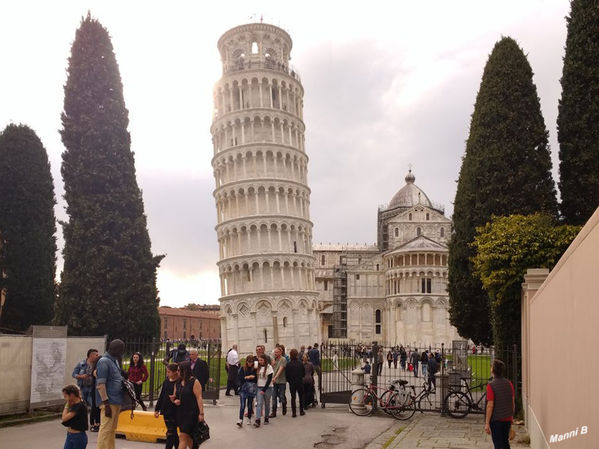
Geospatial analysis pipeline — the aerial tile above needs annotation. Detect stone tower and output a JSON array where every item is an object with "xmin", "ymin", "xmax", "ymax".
[{"xmin": 211, "ymin": 23, "xmax": 320, "ymax": 353}]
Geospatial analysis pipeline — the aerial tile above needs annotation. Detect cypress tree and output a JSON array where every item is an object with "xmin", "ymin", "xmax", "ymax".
[
  {"xmin": 55, "ymin": 14, "xmax": 162, "ymax": 339},
  {"xmin": 557, "ymin": 0, "xmax": 599, "ymax": 225},
  {"xmin": 0, "ymin": 124, "xmax": 57, "ymax": 331},
  {"xmin": 448, "ymin": 37, "xmax": 558, "ymax": 345}
]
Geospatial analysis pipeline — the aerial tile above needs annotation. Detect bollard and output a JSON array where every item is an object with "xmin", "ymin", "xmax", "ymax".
[{"xmin": 350, "ymin": 368, "xmax": 366, "ymax": 411}]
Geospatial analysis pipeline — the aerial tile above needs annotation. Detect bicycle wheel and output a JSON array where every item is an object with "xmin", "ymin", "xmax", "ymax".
[
  {"xmin": 380, "ymin": 389, "xmax": 395, "ymax": 415},
  {"xmin": 388, "ymin": 392, "xmax": 416, "ymax": 420},
  {"xmin": 417, "ymin": 391, "xmax": 434, "ymax": 412},
  {"xmin": 445, "ymin": 391, "xmax": 471, "ymax": 418},
  {"xmin": 349, "ymin": 388, "xmax": 375, "ymax": 416}
]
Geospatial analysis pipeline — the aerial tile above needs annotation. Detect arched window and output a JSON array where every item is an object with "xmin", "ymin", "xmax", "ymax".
[
  {"xmin": 440, "ymin": 227, "xmax": 445, "ymax": 237},
  {"xmin": 283, "ymin": 317, "xmax": 288, "ymax": 327},
  {"xmin": 409, "ymin": 213, "xmax": 412, "ymax": 221},
  {"xmin": 426, "ymin": 213, "xmax": 430, "ymax": 220},
  {"xmin": 321, "ymin": 254, "xmax": 325, "ymax": 265},
  {"xmin": 375, "ymin": 309, "xmax": 382, "ymax": 334},
  {"xmin": 251, "ymin": 41, "xmax": 258, "ymax": 54},
  {"xmin": 417, "ymin": 227, "xmax": 422, "ymax": 236},
  {"xmin": 394, "ymin": 227, "xmax": 399, "ymax": 237}
]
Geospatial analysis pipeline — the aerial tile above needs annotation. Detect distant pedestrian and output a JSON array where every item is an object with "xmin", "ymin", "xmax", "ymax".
[
  {"xmin": 128, "ymin": 352, "xmax": 149, "ymax": 404},
  {"xmin": 399, "ymin": 346, "xmax": 407, "ymax": 371},
  {"xmin": 427, "ymin": 352, "xmax": 438, "ymax": 392},
  {"xmin": 308, "ymin": 343, "xmax": 321, "ymax": 403},
  {"xmin": 254, "ymin": 355, "xmax": 273, "ymax": 427},
  {"xmin": 410, "ymin": 348, "xmax": 419, "ymax": 377},
  {"xmin": 225, "ymin": 344, "xmax": 240, "ymax": 396},
  {"xmin": 362, "ymin": 359, "xmax": 371, "ymax": 375},
  {"xmin": 393, "ymin": 350, "xmax": 399, "ymax": 369},
  {"xmin": 302, "ymin": 354, "xmax": 315, "ymax": 409},
  {"xmin": 285, "ymin": 349, "xmax": 305, "ymax": 417},
  {"xmin": 154, "ymin": 363, "xmax": 180, "ymax": 449},
  {"xmin": 485, "ymin": 360, "xmax": 514, "ymax": 449},
  {"xmin": 421, "ymin": 351, "xmax": 429, "ymax": 378},
  {"xmin": 377, "ymin": 348, "xmax": 383, "ymax": 376},
  {"xmin": 164, "ymin": 343, "xmax": 190, "ymax": 365},
  {"xmin": 61, "ymin": 384, "xmax": 88, "ymax": 449},
  {"xmin": 189, "ymin": 348, "xmax": 210, "ymax": 391}
]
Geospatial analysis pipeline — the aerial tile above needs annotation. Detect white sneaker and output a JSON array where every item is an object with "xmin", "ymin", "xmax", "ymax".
[
  {"xmin": 247, "ymin": 417, "xmax": 252, "ymax": 425},
  {"xmin": 236, "ymin": 420, "xmax": 243, "ymax": 428}
]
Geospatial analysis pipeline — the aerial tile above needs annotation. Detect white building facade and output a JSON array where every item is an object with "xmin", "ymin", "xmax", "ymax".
[
  {"xmin": 314, "ymin": 171, "xmax": 460, "ymax": 347},
  {"xmin": 212, "ymin": 23, "xmax": 319, "ymax": 354}
]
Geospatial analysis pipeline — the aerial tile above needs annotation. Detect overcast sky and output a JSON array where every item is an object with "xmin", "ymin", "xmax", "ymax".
[{"xmin": 0, "ymin": 0, "xmax": 570, "ymax": 307}]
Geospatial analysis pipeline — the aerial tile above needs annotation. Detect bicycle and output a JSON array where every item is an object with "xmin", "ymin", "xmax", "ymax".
[
  {"xmin": 349, "ymin": 380, "xmax": 414, "ymax": 420},
  {"xmin": 444, "ymin": 377, "xmax": 488, "ymax": 418}
]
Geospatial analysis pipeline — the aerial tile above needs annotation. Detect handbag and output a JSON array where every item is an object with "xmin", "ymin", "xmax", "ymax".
[
  {"xmin": 192, "ymin": 421, "xmax": 210, "ymax": 446},
  {"xmin": 241, "ymin": 381, "xmax": 257, "ymax": 397}
]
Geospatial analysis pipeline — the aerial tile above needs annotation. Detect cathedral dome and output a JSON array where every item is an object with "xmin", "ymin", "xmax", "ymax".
[{"xmin": 388, "ymin": 170, "xmax": 433, "ymax": 209}]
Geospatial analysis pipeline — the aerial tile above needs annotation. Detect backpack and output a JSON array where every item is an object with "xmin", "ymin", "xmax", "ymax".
[{"xmin": 121, "ymin": 378, "xmax": 147, "ymax": 418}]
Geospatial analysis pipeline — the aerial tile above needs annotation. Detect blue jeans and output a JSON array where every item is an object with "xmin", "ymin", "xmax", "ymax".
[
  {"xmin": 490, "ymin": 421, "xmax": 511, "ymax": 449},
  {"xmin": 239, "ymin": 393, "xmax": 254, "ymax": 420},
  {"xmin": 255, "ymin": 387, "xmax": 272, "ymax": 419},
  {"xmin": 272, "ymin": 383, "xmax": 286, "ymax": 411},
  {"xmin": 422, "ymin": 363, "xmax": 428, "ymax": 378},
  {"xmin": 63, "ymin": 432, "xmax": 87, "ymax": 449}
]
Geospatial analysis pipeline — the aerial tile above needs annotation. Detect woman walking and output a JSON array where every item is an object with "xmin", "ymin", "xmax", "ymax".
[
  {"xmin": 154, "ymin": 363, "xmax": 180, "ymax": 449},
  {"xmin": 128, "ymin": 352, "xmax": 149, "ymax": 404},
  {"xmin": 254, "ymin": 354, "xmax": 273, "ymax": 427},
  {"xmin": 174, "ymin": 361, "xmax": 205, "ymax": 449},
  {"xmin": 386, "ymin": 350, "xmax": 393, "ymax": 369},
  {"xmin": 302, "ymin": 354, "xmax": 315, "ymax": 409},
  {"xmin": 237, "ymin": 355, "xmax": 257, "ymax": 427},
  {"xmin": 61, "ymin": 385, "xmax": 88, "ymax": 449},
  {"xmin": 285, "ymin": 348, "xmax": 305, "ymax": 417}
]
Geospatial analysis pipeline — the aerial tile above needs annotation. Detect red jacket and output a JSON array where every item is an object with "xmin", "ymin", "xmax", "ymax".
[{"xmin": 128, "ymin": 364, "xmax": 149, "ymax": 383}]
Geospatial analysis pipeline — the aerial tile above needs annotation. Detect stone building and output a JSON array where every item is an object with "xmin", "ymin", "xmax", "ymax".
[
  {"xmin": 211, "ymin": 23, "xmax": 320, "ymax": 354},
  {"xmin": 314, "ymin": 170, "xmax": 460, "ymax": 347},
  {"xmin": 158, "ymin": 307, "xmax": 220, "ymax": 341}
]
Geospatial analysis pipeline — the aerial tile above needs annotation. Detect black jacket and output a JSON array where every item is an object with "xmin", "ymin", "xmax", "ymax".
[
  {"xmin": 155, "ymin": 378, "xmax": 178, "ymax": 418},
  {"xmin": 191, "ymin": 358, "xmax": 210, "ymax": 390},
  {"xmin": 285, "ymin": 359, "xmax": 305, "ymax": 385}
]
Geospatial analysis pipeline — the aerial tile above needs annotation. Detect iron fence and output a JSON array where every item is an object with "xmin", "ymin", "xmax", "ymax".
[
  {"xmin": 320, "ymin": 342, "xmax": 521, "ymax": 416},
  {"xmin": 118, "ymin": 338, "xmax": 222, "ymax": 405}
]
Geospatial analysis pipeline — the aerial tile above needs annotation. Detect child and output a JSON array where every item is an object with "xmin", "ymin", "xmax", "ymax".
[
  {"xmin": 154, "ymin": 363, "xmax": 180, "ymax": 449},
  {"xmin": 61, "ymin": 384, "xmax": 88, "ymax": 449}
]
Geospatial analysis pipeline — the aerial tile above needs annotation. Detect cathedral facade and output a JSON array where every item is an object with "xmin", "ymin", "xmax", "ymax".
[{"xmin": 313, "ymin": 170, "xmax": 460, "ymax": 347}]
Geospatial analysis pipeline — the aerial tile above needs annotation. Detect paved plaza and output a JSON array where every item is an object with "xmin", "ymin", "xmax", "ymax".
[{"xmin": 0, "ymin": 392, "xmax": 530, "ymax": 449}]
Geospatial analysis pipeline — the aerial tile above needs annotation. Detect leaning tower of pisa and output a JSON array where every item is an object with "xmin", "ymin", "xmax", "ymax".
[{"xmin": 211, "ymin": 23, "xmax": 320, "ymax": 353}]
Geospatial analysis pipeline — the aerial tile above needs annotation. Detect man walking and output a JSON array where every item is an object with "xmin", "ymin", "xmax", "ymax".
[
  {"xmin": 270, "ymin": 346, "xmax": 287, "ymax": 417},
  {"xmin": 96, "ymin": 339, "xmax": 125, "ymax": 449},
  {"xmin": 190, "ymin": 348, "xmax": 210, "ymax": 391},
  {"xmin": 225, "ymin": 344, "xmax": 240, "ymax": 396},
  {"xmin": 410, "ymin": 347, "xmax": 420, "ymax": 377},
  {"xmin": 427, "ymin": 352, "xmax": 438, "ymax": 392},
  {"xmin": 72, "ymin": 348, "xmax": 100, "ymax": 431}
]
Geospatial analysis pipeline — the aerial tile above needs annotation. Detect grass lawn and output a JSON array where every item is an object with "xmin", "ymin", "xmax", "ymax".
[{"xmin": 322, "ymin": 357, "xmax": 356, "ymax": 372}]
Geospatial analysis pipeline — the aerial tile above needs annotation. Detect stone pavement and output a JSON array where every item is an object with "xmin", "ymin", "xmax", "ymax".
[{"xmin": 366, "ymin": 414, "xmax": 530, "ymax": 449}]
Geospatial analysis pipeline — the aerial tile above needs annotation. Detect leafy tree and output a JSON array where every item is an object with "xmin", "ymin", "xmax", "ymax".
[
  {"xmin": 557, "ymin": 0, "xmax": 599, "ymax": 225},
  {"xmin": 0, "ymin": 124, "xmax": 57, "ymax": 331},
  {"xmin": 472, "ymin": 214, "xmax": 579, "ymax": 352},
  {"xmin": 448, "ymin": 37, "xmax": 558, "ymax": 345},
  {"xmin": 55, "ymin": 14, "xmax": 162, "ymax": 339}
]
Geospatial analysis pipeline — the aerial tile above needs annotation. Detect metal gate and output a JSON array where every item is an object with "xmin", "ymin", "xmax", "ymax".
[
  {"xmin": 202, "ymin": 340, "xmax": 222, "ymax": 404},
  {"xmin": 319, "ymin": 344, "xmax": 360, "ymax": 406}
]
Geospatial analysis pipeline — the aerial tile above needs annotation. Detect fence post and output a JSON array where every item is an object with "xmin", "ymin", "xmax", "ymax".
[
  {"xmin": 371, "ymin": 341, "xmax": 379, "ymax": 390},
  {"xmin": 440, "ymin": 342, "xmax": 447, "ymax": 416},
  {"xmin": 149, "ymin": 337, "xmax": 156, "ymax": 406}
]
